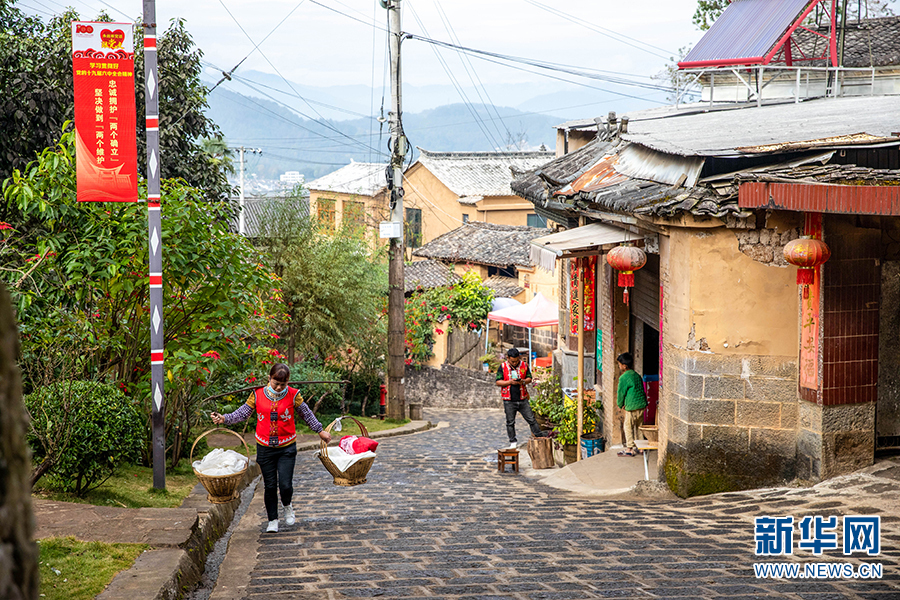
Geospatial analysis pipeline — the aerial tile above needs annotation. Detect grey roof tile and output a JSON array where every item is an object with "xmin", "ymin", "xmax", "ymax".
[
  {"xmin": 411, "ymin": 222, "xmax": 550, "ymax": 267},
  {"xmin": 404, "ymin": 260, "xmax": 461, "ymax": 294},
  {"xmin": 307, "ymin": 161, "xmax": 389, "ymax": 196},
  {"xmin": 412, "ymin": 148, "xmax": 554, "ymax": 197}
]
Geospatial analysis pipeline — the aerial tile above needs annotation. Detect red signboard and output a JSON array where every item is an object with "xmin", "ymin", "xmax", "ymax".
[
  {"xmin": 72, "ymin": 22, "xmax": 138, "ymax": 202},
  {"xmin": 799, "ymin": 213, "xmax": 823, "ymax": 390},
  {"xmin": 569, "ymin": 256, "xmax": 596, "ymax": 334}
]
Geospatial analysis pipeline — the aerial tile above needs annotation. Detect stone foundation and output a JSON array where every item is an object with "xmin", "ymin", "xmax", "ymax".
[
  {"xmin": 662, "ymin": 345, "xmax": 799, "ymax": 497},
  {"xmin": 405, "ymin": 364, "xmax": 501, "ymax": 408},
  {"xmin": 797, "ymin": 401, "xmax": 875, "ymax": 481}
]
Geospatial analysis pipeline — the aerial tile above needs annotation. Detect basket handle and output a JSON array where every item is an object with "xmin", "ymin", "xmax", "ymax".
[
  {"xmin": 191, "ymin": 427, "xmax": 251, "ymax": 467},
  {"xmin": 320, "ymin": 416, "xmax": 370, "ymax": 459}
]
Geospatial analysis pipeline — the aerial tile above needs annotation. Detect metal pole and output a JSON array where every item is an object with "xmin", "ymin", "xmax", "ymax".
[
  {"xmin": 238, "ymin": 146, "xmax": 245, "ymax": 235},
  {"xmin": 143, "ymin": 0, "xmax": 165, "ymax": 490},
  {"xmin": 386, "ymin": 0, "xmax": 407, "ymax": 420}
]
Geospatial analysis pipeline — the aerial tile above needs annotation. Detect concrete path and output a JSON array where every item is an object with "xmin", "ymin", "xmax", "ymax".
[{"xmin": 207, "ymin": 408, "xmax": 900, "ymax": 599}]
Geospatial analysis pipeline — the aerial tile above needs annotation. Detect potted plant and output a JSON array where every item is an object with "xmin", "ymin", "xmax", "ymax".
[
  {"xmin": 529, "ymin": 373, "xmax": 563, "ymax": 431},
  {"xmin": 551, "ymin": 389, "xmax": 600, "ymax": 465},
  {"xmin": 478, "ymin": 352, "xmax": 500, "ymax": 373}
]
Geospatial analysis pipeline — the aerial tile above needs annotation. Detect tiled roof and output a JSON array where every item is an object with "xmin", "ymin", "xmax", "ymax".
[
  {"xmin": 307, "ymin": 161, "xmax": 388, "ymax": 196},
  {"xmin": 794, "ymin": 16, "xmax": 900, "ymax": 68},
  {"xmin": 404, "ymin": 260, "xmax": 461, "ymax": 294},
  {"xmin": 412, "ymin": 148, "xmax": 554, "ymax": 197},
  {"xmin": 620, "ymin": 95, "xmax": 900, "ymax": 158},
  {"xmin": 411, "ymin": 222, "xmax": 549, "ymax": 267},
  {"xmin": 235, "ymin": 196, "xmax": 310, "ymax": 237},
  {"xmin": 511, "ymin": 139, "xmax": 749, "ymax": 219},
  {"xmin": 483, "ymin": 276, "xmax": 524, "ymax": 298}
]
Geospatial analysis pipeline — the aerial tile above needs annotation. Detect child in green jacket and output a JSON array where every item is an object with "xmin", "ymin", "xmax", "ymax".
[{"xmin": 616, "ymin": 352, "xmax": 647, "ymax": 457}]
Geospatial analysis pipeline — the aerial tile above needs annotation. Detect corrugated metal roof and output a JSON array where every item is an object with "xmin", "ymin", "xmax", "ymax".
[
  {"xmin": 614, "ymin": 143, "xmax": 706, "ymax": 187},
  {"xmin": 307, "ymin": 161, "xmax": 388, "ymax": 196},
  {"xmin": 621, "ymin": 95, "xmax": 900, "ymax": 157},
  {"xmin": 739, "ymin": 181, "xmax": 900, "ymax": 214},
  {"xmin": 681, "ymin": 0, "xmax": 813, "ymax": 67},
  {"xmin": 412, "ymin": 148, "xmax": 554, "ymax": 197}
]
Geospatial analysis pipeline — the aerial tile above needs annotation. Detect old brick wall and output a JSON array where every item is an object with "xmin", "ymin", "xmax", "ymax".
[
  {"xmin": 663, "ymin": 345, "xmax": 799, "ymax": 497},
  {"xmin": 405, "ymin": 364, "xmax": 502, "ymax": 409}
]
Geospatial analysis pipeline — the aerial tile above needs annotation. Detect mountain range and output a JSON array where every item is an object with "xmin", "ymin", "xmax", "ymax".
[{"xmin": 203, "ymin": 69, "xmax": 661, "ymax": 181}]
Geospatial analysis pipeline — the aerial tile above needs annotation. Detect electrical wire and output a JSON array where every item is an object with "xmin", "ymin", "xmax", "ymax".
[
  {"xmin": 522, "ymin": 0, "xmax": 675, "ymax": 60},
  {"xmin": 431, "ymin": 0, "xmax": 517, "ymax": 149},
  {"xmin": 215, "ymin": 0, "xmax": 385, "ymax": 157},
  {"xmin": 406, "ymin": 3, "xmax": 508, "ymax": 155}
]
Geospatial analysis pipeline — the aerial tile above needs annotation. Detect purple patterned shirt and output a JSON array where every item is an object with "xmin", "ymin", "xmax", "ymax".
[{"xmin": 221, "ymin": 389, "xmax": 324, "ymax": 441}]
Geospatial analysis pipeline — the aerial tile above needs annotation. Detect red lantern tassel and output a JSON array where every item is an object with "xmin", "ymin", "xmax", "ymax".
[
  {"xmin": 796, "ymin": 268, "xmax": 815, "ymax": 286},
  {"xmin": 618, "ymin": 271, "xmax": 634, "ymax": 287},
  {"xmin": 623, "ymin": 288, "xmax": 630, "ymax": 305}
]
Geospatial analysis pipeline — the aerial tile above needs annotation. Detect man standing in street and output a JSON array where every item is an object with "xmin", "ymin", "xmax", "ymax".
[
  {"xmin": 496, "ymin": 348, "xmax": 543, "ymax": 449},
  {"xmin": 615, "ymin": 352, "xmax": 648, "ymax": 457}
]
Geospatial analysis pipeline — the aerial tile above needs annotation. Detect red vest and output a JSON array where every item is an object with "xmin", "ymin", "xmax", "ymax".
[
  {"xmin": 501, "ymin": 361, "xmax": 530, "ymax": 401},
  {"xmin": 254, "ymin": 387, "xmax": 300, "ymax": 447}
]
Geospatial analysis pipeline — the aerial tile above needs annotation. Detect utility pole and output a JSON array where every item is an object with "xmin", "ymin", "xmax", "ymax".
[
  {"xmin": 143, "ymin": 0, "xmax": 165, "ymax": 490},
  {"xmin": 383, "ymin": 0, "xmax": 407, "ymax": 420},
  {"xmin": 236, "ymin": 146, "xmax": 262, "ymax": 235}
]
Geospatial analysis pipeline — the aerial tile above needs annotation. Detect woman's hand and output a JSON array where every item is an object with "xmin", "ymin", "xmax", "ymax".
[
  {"xmin": 210, "ymin": 412, "xmax": 225, "ymax": 425},
  {"xmin": 318, "ymin": 430, "xmax": 332, "ymax": 444}
]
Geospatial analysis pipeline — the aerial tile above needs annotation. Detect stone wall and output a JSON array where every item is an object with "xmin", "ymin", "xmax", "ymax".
[
  {"xmin": 662, "ymin": 344, "xmax": 799, "ymax": 497},
  {"xmin": 797, "ymin": 401, "xmax": 875, "ymax": 481},
  {"xmin": 736, "ymin": 226, "xmax": 801, "ymax": 265},
  {"xmin": 503, "ymin": 325, "xmax": 557, "ymax": 358},
  {"xmin": 405, "ymin": 364, "xmax": 502, "ymax": 409}
]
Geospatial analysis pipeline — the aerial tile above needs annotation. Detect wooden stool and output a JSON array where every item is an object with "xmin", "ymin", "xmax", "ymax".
[{"xmin": 497, "ymin": 449, "xmax": 519, "ymax": 473}]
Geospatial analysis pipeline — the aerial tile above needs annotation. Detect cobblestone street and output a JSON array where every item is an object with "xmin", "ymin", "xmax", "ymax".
[{"xmin": 224, "ymin": 409, "xmax": 900, "ymax": 600}]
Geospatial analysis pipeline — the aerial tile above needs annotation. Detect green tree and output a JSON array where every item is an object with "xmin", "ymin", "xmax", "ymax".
[
  {"xmin": 253, "ymin": 186, "xmax": 388, "ymax": 363},
  {"xmin": 0, "ymin": 3, "xmax": 229, "ymax": 199},
  {"xmin": 692, "ymin": 0, "xmax": 729, "ymax": 30},
  {"xmin": 0, "ymin": 2, "xmax": 79, "ymax": 181},
  {"xmin": 2, "ymin": 129, "xmax": 282, "ymax": 464}
]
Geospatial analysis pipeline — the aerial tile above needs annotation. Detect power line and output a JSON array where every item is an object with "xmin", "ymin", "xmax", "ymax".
[
  {"xmin": 522, "ymin": 0, "xmax": 675, "ymax": 60},
  {"xmin": 408, "ymin": 35, "xmax": 672, "ymax": 105},
  {"xmin": 431, "ymin": 0, "xmax": 517, "ymax": 149},
  {"xmin": 406, "ymin": 3, "xmax": 507, "ymax": 154},
  {"xmin": 215, "ymin": 0, "xmax": 384, "ymax": 157}
]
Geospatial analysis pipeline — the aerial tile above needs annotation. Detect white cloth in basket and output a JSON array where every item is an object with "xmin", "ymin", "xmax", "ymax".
[
  {"xmin": 315, "ymin": 446, "xmax": 376, "ymax": 472},
  {"xmin": 193, "ymin": 448, "xmax": 248, "ymax": 476}
]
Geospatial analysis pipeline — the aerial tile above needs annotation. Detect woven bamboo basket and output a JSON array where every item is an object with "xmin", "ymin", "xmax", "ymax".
[
  {"xmin": 317, "ymin": 416, "xmax": 376, "ymax": 486},
  {"xmin": 191, "ymin": 428, "xmax": 251, "ymax": 504}
]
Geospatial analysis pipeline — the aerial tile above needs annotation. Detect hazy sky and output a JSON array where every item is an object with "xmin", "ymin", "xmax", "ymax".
[{"xmin": 21, "ymin": 0, "xmax": 705, "ymax": 108}]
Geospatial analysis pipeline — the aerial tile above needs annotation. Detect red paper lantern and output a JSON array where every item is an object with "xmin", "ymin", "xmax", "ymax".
[
  {"xmin": 783, "ymin": 236, "xmax": 830, "ymax": 298},
  {"xmin": 606, "ymin": 244, "xmax": 647, "ymax": 305}
]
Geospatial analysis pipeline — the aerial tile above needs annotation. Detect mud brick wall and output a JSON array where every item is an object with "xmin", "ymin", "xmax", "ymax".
[
  {"xmin": 405, "ymin": 364, "xmax": 502, "ymax": 409},
  {"xmin": 662, "ymin": 345, "xmax": 799, "ymax": 497}
]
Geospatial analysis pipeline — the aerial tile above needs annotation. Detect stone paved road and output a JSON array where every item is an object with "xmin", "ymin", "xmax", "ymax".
[{"xmin": 232, "ymin": 409, "xmax": 900, "ymax": 600}]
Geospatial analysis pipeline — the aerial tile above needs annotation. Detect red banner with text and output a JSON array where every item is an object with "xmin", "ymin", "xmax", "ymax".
[{"xmin": 72, "ymin": 21, "xmax": 138, "ymax": 202}]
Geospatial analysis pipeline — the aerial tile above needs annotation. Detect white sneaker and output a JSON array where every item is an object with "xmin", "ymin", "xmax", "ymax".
[
  {"xmin": 507, "ymin": 442, "xmax": 517, "ymax": 450},
  {"xmin": 283, "ymin": 504, "xmax": 295, "ymax": 526},
  {"xmin": 266, "ymin": 520, "xmax": 278, "ymax": 533}
]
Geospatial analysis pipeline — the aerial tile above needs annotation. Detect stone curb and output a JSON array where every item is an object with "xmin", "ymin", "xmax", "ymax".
[
  {"xmin": 97, "ymin": 462, "xmax": 260, "ymax": 600},
  {"xmin": 100, "ymin": 420, "xmax": 432, "ymax": 600}
]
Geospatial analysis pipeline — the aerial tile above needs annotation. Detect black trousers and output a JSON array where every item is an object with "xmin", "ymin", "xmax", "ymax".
[
  {"xmin": 256, "ymin": 442, "xmax": 297, "ymax": 521},
  {"xmin": 504, "ymin": 400, "xmax": 543, "ymax": 443}
]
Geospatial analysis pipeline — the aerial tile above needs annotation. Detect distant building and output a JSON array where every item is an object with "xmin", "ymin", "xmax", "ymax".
[
  {"xmin": 402, "ymin": 149, "xmax": 554, "ymax": 250},
  {"xmin": 307, "ymin": 161, "xmax": 390, "ymax": 249},
  {"xmin": 280, "ymin": 171, "xmax": 304, "ymax": 185}
]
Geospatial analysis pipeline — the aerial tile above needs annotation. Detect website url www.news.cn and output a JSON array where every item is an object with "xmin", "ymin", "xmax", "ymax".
[{"xmin": 754, "ymin": 562, "xmax": 883, "ymax": 580}]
